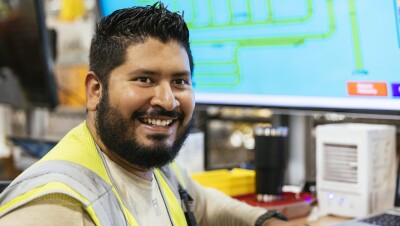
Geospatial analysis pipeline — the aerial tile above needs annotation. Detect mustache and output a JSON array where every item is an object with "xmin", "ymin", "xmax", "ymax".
[{"xmin": 132, "ymin": 109, "xmax": 184, "ymax": 121}]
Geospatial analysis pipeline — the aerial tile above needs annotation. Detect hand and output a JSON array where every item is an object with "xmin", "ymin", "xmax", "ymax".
[{"xmin": 262, "ymin": 218, "xmax": 310, "ymax": 226}]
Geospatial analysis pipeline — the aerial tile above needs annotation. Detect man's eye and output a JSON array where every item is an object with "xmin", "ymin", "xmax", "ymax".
[
  {"xmin": 136, "ymin": 77, "xmax": 152, "ymax": 84},
  {"xmin": 173, "ymin": 79, "xmax": 189, "ymax": 85}
]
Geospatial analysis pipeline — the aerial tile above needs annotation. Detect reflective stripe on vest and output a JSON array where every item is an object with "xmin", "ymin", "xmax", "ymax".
[
  {"xmin": 155, "ymin": 169, "xmax": 187, "ymax": 226},
  {"xmin": 171, "ymin": 162, "xmax": 186, "ymax": 189}
]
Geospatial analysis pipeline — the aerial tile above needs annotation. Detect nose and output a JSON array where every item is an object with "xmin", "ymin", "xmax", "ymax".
[{"xmin": 150, "ymin": 82, "xmax": 180, "ymax": 111}]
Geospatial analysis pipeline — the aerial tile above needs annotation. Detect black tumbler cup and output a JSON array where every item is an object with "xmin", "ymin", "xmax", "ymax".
[{"xmin": 254, "ymin": 127, "xmax": 288, "ymax": 202}]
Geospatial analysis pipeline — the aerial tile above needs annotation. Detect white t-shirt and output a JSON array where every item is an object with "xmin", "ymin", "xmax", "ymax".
[{"xmin": 102, "ymin": 154, "xmax": 173, "ymax": 226}]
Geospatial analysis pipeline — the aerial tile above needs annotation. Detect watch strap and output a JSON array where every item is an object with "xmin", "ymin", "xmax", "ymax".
[{"xmin": 255, "ymin": 210, "xmax": 288, "ymax": 226}]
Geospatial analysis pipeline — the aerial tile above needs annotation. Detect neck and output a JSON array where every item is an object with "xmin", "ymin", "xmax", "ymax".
[{"xmin": 101, "ymin": 148, "xmax": 154, "ymax": 181}]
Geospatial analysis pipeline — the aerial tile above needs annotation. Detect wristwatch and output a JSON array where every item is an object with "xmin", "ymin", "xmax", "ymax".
[{"xmin": 255, "ymin": 210, "xmax": 288, "ymax": 226}]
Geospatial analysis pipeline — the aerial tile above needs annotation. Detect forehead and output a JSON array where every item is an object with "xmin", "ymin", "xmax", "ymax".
[{"xmin": 121, "ymin": 38, "xmax": 191, "ymax": 73}]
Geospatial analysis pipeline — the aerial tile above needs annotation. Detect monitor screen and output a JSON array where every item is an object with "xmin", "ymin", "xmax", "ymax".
[
  {"xmin": 98, "ymin": 0, "xmax": 400, "ymax": 115},
  {"xmin": 0, "ymin": 0, "xmax": 58, "ymax": 109}
]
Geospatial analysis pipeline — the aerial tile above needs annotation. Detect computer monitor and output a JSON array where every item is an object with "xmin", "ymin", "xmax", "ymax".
[
  {"xmin": 0, "ymin": 0, "xmax": 58, "ymax": 109},
  {"xmin": 98, "ymin": 0, "xmax": 400, "ymax": 116}
]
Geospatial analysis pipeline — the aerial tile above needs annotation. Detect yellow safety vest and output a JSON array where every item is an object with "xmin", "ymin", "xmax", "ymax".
[{"xmin": 0, "ymin": 122, "xmax": 188, "ymax": 226}]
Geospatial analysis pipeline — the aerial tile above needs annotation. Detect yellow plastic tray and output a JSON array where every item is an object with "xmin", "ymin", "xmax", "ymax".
[{"xmin": 191, "ymin": 168, "xmax": 255, "ymax": 197}]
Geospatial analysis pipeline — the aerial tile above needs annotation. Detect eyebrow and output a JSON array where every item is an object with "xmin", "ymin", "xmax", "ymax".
[{"xmin": 127, "ymin": 69, "xmax": 191, "ymax": 78}]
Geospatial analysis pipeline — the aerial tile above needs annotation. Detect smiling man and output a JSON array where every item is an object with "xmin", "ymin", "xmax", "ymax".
[
  {"xmin": 0, "ymin": 2, "xmax": 307, "ymax": 226},
  {"xmin": 89, "ymin": 38, "xmax": 194, "ymax": 177}
]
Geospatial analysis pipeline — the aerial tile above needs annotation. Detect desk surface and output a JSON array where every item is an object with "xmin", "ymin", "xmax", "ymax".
[{"xmin": 290, "ymin": 215, "xmax": 349, "ymax": 226}]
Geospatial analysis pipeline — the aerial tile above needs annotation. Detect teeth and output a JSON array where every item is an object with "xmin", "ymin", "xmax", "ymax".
[{"xmin": 143, "ymin": 118, "xmax": 172, "ymax": 126}]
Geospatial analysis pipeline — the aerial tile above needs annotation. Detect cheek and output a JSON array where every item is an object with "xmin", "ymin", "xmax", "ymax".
[
  {"xmin": 180, "ymin": 92, "xmax": 195, "ymax": 120},
  {"xmin": 110, "ymin": 88, "xmax": 149, "ymax": 117}
]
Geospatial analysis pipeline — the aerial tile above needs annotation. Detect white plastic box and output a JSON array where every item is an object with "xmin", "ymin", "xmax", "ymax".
[{"xmin": 316, "ymin": 123, "xmax": 397, "ymax": 218}]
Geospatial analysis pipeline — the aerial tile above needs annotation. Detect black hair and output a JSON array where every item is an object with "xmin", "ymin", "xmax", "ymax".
[{"xmin": 89, "ymin": 2, "xmax": 193, "ymax": 88}]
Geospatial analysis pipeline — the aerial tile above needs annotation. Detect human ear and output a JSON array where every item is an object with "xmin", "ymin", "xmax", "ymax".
[{"xmin": 85, "ymin": 71, "xmax": 102, "ymax": 111}]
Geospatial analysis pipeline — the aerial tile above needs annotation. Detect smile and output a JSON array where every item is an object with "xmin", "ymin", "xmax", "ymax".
[{"xmin": 139, "ymin": 118, "xmax": 174, "ymax": 127}]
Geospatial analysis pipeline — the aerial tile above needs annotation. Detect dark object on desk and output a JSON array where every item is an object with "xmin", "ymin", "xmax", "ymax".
[
  {"xmin": 0, "ymin": 180, "xmax": 12, "ymax": 193},
  {"xmin": 254, "ymin": 126, "xmax": 288, "ymax": 202},
  {"xmin": 10, "ymin": 137, "xmax": 56, "ymax": 158}
]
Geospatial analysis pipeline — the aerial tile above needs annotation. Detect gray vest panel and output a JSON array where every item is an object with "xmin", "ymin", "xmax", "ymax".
[{"xmin": 0, "ymin": 160, "xmax": 128, "ymax": 226}]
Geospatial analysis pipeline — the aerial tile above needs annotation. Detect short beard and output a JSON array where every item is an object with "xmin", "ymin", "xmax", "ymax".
[{"xmin": 95, "ymin": 90, "xmax": 193, "ymax": 169}]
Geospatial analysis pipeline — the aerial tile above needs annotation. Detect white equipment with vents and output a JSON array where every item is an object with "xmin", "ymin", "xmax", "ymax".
[{"xmin": 316, "ymin": 123, "xmax": 397, "ymax": 218}]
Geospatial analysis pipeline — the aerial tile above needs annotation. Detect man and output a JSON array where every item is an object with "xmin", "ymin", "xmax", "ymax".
[{"xmin": 0, "ymin": 3, "xmax": 308, "ymax": 226}]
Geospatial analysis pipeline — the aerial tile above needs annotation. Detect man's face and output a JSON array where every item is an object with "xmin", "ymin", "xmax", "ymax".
[{"xmin": 95, "ymin": 38, "xmax": 195, "ymax": 169}]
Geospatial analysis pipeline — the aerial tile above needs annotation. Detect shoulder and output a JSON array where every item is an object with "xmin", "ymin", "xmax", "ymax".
[{"xmin": 0, "ymin": 193, "xmax": 95, "ymax": 226}]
